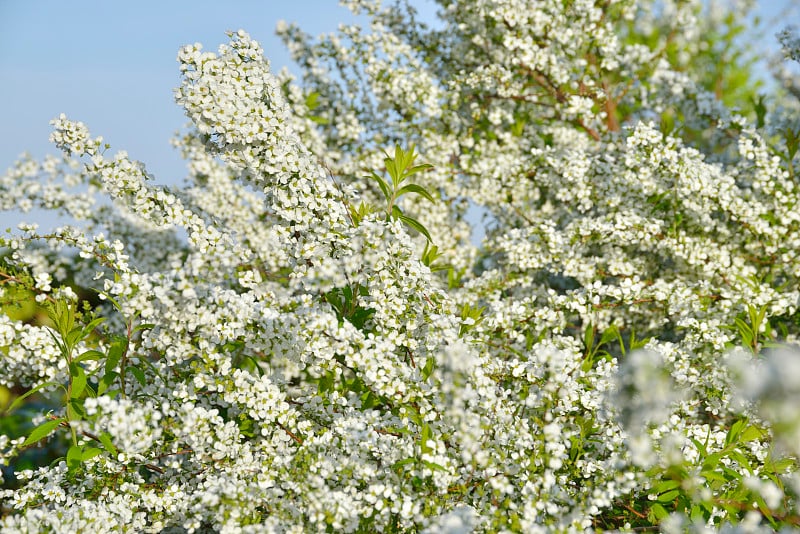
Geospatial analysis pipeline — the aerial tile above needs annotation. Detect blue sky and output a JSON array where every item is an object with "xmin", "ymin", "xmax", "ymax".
[
  {"xmin": 0, "ymin": 1, "xmax": 796, "ymax": 231},
  {"xmin": 0, "ymin": 1, "xmax": 390, "ymax": 187}
]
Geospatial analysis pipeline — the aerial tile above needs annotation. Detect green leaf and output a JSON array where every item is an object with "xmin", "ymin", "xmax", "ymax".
[
  {"xmin": 81, "ymin": 316, "xmax": 106, "ymax": 338},
  {"xmin": 360, "ymin": 390, "xmax": 380, "ymax": 409},
  {"xmin": 65, "ymin": 328, "xmax": 85, "ymax": 352},
  {"xmin": 237, "ymin": 414, "xmax": 257, "ymax": 438},
  {"xmin": 722, "ymin": 466, "xmax": 744, "ymax": 481},
  {"xmin": 701, "ymin": 470, "xmax": 726, "ymax": 485},
  {"xmin": 421, "ymin": 243, "xmax": 442, "ymax": 267},
  {"xmin": 105, "ymin": 338, "xmax": 127, "ymax": 375},
  {"xmin": 726, "ymin": 417, "xmax": 747, "ymax": 446},
  {"xmin": 599, "ymin": 324, "xmax": 620, "ymax": 347},
  {"xmin": 391, "ymin": 457, "xmax": 416, "ymax": 471},
  {"xmin": 649, "ymin": 503, "xmax": 669, "ymax": 521},
  {"xmin": 395, "ymin": 183, "xmax": 437, "ymax": 203},
  {"xmin": 81, "ymin": 447, "xmax": 102, "ymax": 462},
  {"xmin": 729, "ymin": 450, "xmax": 753, "ymax": 474},
  {"xmin": 74, "ymin": 350, "xmax": 105, "ymax": 364},
  {"xmin": 690, "ymin": 437, "xmax": 709, "ymax": 457},
  {"xmin": 403, "ymin": 163, "xmax": 434, "ymax": 179},
  {"xmin": 66, "ymin": 444, "xmax": 83, "ymax": 472},
  {"xmin": 422, "ymin": 460, "xmax": 446, "ymax": 472},
  {"xmin": 97, "ymin": 371, "xmax": 118, "ymax": 396},
  {"xmin": 318, "ymin": 371, "xmax": 334, "ymax": 394},
  {"xmin": 126, "ymin": 365, "xmax": 146, "ymax": 387},
  {"xmin": 98, "ymin": 432, "xmax": 118, "ymax": 456},
  {"xmin": 98, "ymin": 291, "xmax": 122, "ymax": 313},
  {"xmin": 342, "ymin": 284, "xmax": 353, "ymax": 303},
  {"xmin": 368, "ymin": 171, "xmax": 392, "ymax": 202},
  {"xmin": 21, "ymin": 418, "xmax": 65, "ymax": 447},
  {"xmin": 629, "ymin": 328, "xmax": 650, "ymax": 351},
  {"xmin": 767, "ymin": 457, "xmax": 796, "ymax": 474},
  {"xmin": 47, "ymin": 329, "xmax": 68, "ymax": 358},
  {"xmin": 421, "ymin": 357, "xmax": 435, "ymax": 380},
  {"xmin": 69, "ymin": 364, "xmax": 87, "ymax": 399},
  {"xmin": 690, "ymin": 504, "xmax": 706, "ymax": 522},
  {"xmin": 47, "ymin": 300, "xmax": 75, "ymax": 338},
  {"xmin": 305, "ymin": 91, "xmax": 320, "ymax": 111},
  {"xmin": 5, "ymin": 381, "xmax": 64, "ymax": 414},
  {"xmin": 398, "ymin": 214, "xmax": 433, "ymax": 242},
  {"xmin": 137, "ymin": 355, "xmax": 165, "ymax": 383},
  {"xmin": 385, "ymin": 158, "xmax": 399, "ymax": 184},
  {"xmin": 67, "ymin": 399, "xmax": 85, "ymax": 422},
  {"xmin": 583, "ymin": 323, "xmax": 595, "ymax": 358},
  {"xmin": 349, "ymin": 306, "xmax": 375, "ymax": 330},
  {"xmin": 740, "ymin": 425, "xmax": 763, "ymax": 444},
  {"xmin": 429, "ymin": 262, "xmax": 450, "ymax": 273},
  {"xmin": 785, "ymin": 127, "xmax": 800, "ymax": 160},
  {"xmin": 735, "ymin": 317, "xmax": 753, "ymax": 344},
  {"xmin": 349, "ymin": 201, "xmax": 372, "ymax": 225},
  {"xmin": 748, "ymin": 305, "xmax": 766, "ymax": 335},
  {"xmin": 394, "ymin": 144, "xmax": 406, "ymax": 169},
  {"xmin": 391, "ymin": 204, "xmax": 404, "ymax": 220},
  {"xmin": 657, "ymin": 489, "xmax": 680, "ymax": 502},
  {"xmin": 703, "ymin": 452, "xmax": 721, "ymax": 470},
  {"xmin": 511, "ymin": 116, "xmax": 526, "ymax": 137},
  {"xmin": 652, "ymin": 479, "xmax": 681, "ymax": 495},
  {"xmin": 420, "ymin": 423, "xmax": 432, "ymax": 454}
]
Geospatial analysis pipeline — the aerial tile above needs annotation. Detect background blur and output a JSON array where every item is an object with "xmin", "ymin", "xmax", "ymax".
[{"xmin": 0, "ymin": 0, "xmax": 796, "ymax": 231}]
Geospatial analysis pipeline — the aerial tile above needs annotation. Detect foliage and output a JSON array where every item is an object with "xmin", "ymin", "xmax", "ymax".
[{"xmin": 2, "ymin": 1, "xmax": 800, "ymax": 532}]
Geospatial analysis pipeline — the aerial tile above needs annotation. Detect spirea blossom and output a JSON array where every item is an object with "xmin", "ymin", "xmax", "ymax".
[{"xmin": 2, "ymin": 1, "xmax": 800, "ymax": 532}]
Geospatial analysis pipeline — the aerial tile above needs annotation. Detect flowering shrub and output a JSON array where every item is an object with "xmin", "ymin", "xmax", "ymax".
[{"xmin": 2, "ymin": 0, "xmax": 800, "ymax": 532}]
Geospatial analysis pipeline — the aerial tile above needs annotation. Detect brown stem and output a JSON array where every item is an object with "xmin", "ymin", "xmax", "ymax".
[
  {"xmin": 405, "ymin": 347, "xmax": 416, "ymax": 368},
  {"xmin": 602, "ymin": 81, "xmax": 621, "ymax": 132},
  {"xmin": 276, "ymin": 422, "xmax": 303, "ymax": 445},
  {"xmin": 374, "ymin": 428, "xmax": 403, "ymax": 438}
]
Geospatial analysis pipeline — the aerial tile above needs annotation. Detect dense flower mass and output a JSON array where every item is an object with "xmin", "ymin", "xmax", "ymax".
[{"xmin": 2, "ymin": 1, "xmax": 800, "ymax": 532}]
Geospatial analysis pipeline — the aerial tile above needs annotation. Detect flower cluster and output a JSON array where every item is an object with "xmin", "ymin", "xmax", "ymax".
[
  {"xmin": 2, "ymin": 1, "xmax": 800, "ymax": 532},
  {"xmin": 778, "ymin": 26, "xmax": 800, "ymax": 63}
]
